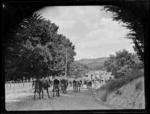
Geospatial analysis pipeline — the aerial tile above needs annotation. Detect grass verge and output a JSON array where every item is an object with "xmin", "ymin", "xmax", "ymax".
[{"xmin": 98, "ymin": 68, "xmax": 144, "ymax": 102}]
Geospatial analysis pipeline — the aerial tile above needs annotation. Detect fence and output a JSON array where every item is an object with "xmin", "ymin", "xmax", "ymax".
[{"xmin": 5, "ymin": 82, "xmax": 32, "ymax": 90}]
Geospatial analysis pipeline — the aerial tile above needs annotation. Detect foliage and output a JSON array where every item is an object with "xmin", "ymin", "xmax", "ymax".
[
  {"xmin": 135, "ymin": 81, "xmax": 143, "ymax": 91},
  {"xmin": 68, "ymin": 61, "xmax": 88, "ymax": 78},
  {"xmin": 5, "ymin": 13, "xmax": 76, "ymax": 81},
  {"xmin": 104, "ymin": 3, "xmax": 149, "ymax": 62},
  {"xmin": 99, "ymin": 68, "xmax": 143, "ymax": 95},
  {"xmin": 103, "ymin": 49, "xmax": 142, "ymax": 79},
  {"xmin": 100, "ymin": 92, "xmax": 108, "ymax": 102}
]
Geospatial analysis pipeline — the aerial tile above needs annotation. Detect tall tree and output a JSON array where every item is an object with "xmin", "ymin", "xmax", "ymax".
[
  {"xmin": 104, "ymin": 3, "xmax": 149, "ymax": 62},
  {"xmin": 5, "ymin": 13, "xmax": 76, "ymax": 81},
  {"xmin": 104, "ymin": 49, "xmax": 137, "ymax": 79}
]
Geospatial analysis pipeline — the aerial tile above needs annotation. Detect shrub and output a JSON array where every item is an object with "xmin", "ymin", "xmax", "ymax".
[
  {"xmin": 100, "ymin": 92, "xmax": 108, "ymax": 102},
  {"xmin": 125, "ymin": 68, "xmax": 143, "ymax": 82},
  {"xmin": 116, "ymin": 89, "xmax": 122, "ymax": 95},
  {"xmin": 98, "ymin": 67, "xmax": 144, "ymax": 94},
  {"xmin": 98, "ymin": 78, "xmax": 125, "ymax": 94},
  {"xmin": 135, "ymin": 81, "xmax": 143, "ymax": 91}
]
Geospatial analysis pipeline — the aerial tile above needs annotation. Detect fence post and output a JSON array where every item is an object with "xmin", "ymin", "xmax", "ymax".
[{"xmin": 9, "ymin": 82, "xmax": 11, "ymax": 88}]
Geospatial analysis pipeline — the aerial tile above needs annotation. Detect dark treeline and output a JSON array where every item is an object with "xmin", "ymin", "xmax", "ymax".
[
  {"xmin": 5, "ymin": 14, "xmax": 76, "ymax": 82},
  {"xmin": 104, "ymin": 3, "xmax": 148, "ymax": 62}
]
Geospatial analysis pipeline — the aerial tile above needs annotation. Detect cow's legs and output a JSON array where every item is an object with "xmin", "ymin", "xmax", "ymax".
[
  {"xmin": 34, "ymin": 89, "xmax": 36, "ymax": 99},
  {"xmin": 74, "ymin": 86, "xmax": 75, "ymax": 92},
  {"xmin": 41, "ymin": 89, "xmax": 44, "ymax": 99},
  {"xmin": 65, "ymin": 88, "xmax": 66, "ymax": 94},
  {"xmin": 56, "ymin": 89, "xmax": 57, "ymax": 96},
  {"xmin": 76, "ymin": 86, "xmax": 77, "ymax": 92},
  {"xmin": 39, "ymin": 89, "xmax": 41, "ymax": 99},
  {"xmin": 73, "ymin": 84, "xmax": 75, "ymax": 91},
  {"xmin": 75, "ymin": 85, "xmax": 76, "ymax": 92},
  {"xmin": 58, "ymin": 88, "xmax": 60, "ymax": 97},
  {"xmin": 53, "ymin": 88, "xmax": 55, "ymax": 97},
  {"xmin": 47, "ymin": 88, "xmax": 50, "ymax": 98}
]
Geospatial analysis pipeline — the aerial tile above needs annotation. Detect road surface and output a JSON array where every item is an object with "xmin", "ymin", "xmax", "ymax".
[{"xmin": 5, "ymin": 84, "xmax": 112, "ymax": 110}]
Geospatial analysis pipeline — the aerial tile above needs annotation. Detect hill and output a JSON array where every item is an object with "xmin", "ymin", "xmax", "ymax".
[
  {"xmin": 93, "ymin": 76, "xmax": 145, "ymax": 109},
  {"xmin": 77, "ymin": 57, "xmax": 109, "ymax": 70},
  {"xmin": 76, "ymin": 55, "xmax": 142, "ymax": 70}
]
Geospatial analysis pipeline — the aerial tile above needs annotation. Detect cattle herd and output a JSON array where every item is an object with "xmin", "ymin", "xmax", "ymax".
[{"xmin": 32, "ymin": 77, "xmax": 93, "ymax": 99}]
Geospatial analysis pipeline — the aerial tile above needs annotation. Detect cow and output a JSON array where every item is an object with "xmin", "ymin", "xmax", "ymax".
[
  {"xmin": 76, "ymin": 80, "xmax": 82, "ymax": 92},
  {"xmin": 32, "ymin": 80, "xmax": 36, "ymax": 88},
  {"xmin": 61, "ymin": 79, "xmax": 68, "ymax": 94},
  {"xmin": 73, "ymin": 80, "xmax": 76, "ymax": 91},
  {"xmin": 87, "ymin": 81, "xmax": 92, "ymax": 88},
  {"xmin": 84, "ymin": 80, "xmax": 88, "ymax": 85},
  {"xmin": 53, "ymin": 79, "xmax": 60, "ymax": 97},
  {"xmin": 33, "ymin": 78, "xmax": 51, "ymax": 99},
  {"xmin": 73, "ymin": 80, "xmax": 81, "ymax": 92},
  {"xmin": 80, "ymin": 80, "xmax": 83, "ymax": 87},
  {"xmin": 68, "ymin": 80, "xmax": 72, "ymax": 87}
]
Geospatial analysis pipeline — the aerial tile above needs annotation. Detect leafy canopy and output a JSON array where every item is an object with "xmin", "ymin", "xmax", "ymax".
[{"xmin": 5, "ymin": 14, "xmax": 76, "ymax": 81}]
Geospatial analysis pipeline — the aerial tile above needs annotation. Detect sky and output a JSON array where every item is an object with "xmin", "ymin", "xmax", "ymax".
[{"xmin": 37, "ymin": 6, "xmax": 135, "ymax": 60}]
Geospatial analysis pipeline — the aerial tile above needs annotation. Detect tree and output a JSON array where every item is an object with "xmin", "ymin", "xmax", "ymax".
[
  {"xmin": 104, "ymin": 49, "xmax": 136, "ymax": 79},
  {"xmin": 5, "ymin": 13, "xmax": 76, "ymax": 81},
  {"xmin": 104, "ymin": 3, "xmax": 149, "ymax": 62},
  {"xmin": 68, "ymin": 61, "xmax": 88, "ymax": 78},
  {"xmin": 104, "ymin": 54, "xmax": 116, "ymax": 72}
]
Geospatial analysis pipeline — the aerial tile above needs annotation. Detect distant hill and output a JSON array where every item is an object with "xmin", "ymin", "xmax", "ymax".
[{"xmin": 77, "ymin": 57, "xmax": 109, "ymax": 70}]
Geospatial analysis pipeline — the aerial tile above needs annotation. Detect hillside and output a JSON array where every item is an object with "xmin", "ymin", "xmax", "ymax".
[
  {"xmin": 93, "ymin": 77, "xmax": 145, "ymax": 109},
  {"xmin": 77, "ymin": 57, "xmax": 109, "ymax": 70}
]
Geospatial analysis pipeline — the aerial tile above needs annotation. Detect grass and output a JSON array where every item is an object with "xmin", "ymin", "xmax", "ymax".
[
  {"xmin": 135, "ymin": 81, "xmax": 143, "ymax": 91},
  {"xmin": 100, "ymin": 92, "xmax": 108, "ymax": 102},
  {"xmin": 98, "ymin": 68, "xmax": 144, "ymax": 102}
]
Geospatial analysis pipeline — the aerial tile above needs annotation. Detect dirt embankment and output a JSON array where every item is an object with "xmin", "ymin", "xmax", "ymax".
[{"xmin": 93, "ymin": 77, "xmax": 145, "ymax": 109}]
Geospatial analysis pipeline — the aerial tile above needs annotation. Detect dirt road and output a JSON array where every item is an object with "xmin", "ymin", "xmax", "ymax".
[{"xmin": 5, "ymin": 85, "xmax": 111, "ymax": 110}]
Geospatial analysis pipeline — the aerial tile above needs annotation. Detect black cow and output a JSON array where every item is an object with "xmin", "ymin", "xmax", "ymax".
[
  {"xmin": 76, "ymin": 80, "xmax": 82, "ymax": 92},
  {"xmin": 84, "ymin": 80, "xmax": 87, "ymax": 85},
  {"xmin": 61, "ymin": 79, "xmax": 68, "ymax": 94},
  {"xmin": 73, "ymin": 80, "xmax": 76, "ymax": 91},
  {"xmin": 80, "ymin": 80, "xmax": 83, "ymax": 87},
  {"xmin": 73, "ymin": 80, "xmax": 81, "ymax": 92},
  {"xmin": 53, "ymin": 79, "xmax": 60, "ymax": 97},
  {"xmin": 33, "ymin": 78, "xmax": 51, "ymax": 99},
  {"xmin": 87, "ymin": 81, "xmax": 92, "ymax": 88}
]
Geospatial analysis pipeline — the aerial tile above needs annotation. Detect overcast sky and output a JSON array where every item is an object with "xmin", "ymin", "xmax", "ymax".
[{"xmin": 37, "ymin": 6, "xmax": 135, "ymax": 60}]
